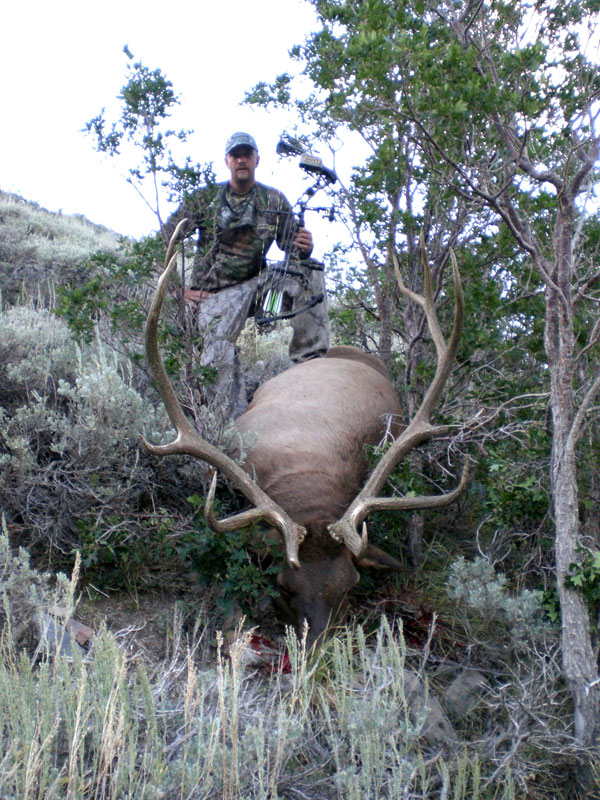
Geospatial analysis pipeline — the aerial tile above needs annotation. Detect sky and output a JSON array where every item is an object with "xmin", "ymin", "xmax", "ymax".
[{"xmin": 1, "ymin": 0, "xmax": 345, "ymax": 251}]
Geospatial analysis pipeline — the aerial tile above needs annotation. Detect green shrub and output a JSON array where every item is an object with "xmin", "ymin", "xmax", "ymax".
[
  {"xmin": 0, "ymin": 306, "xmax": 78, "ymax": 398},
  {"xmin": 0, "ymin": 306, "xmax": 180, "ymax": 568},
  {"xmin": 0, "ymin": 519, "xmax": 75, "ymax": 654},
  {"xmin": 447, "ymin": 555, "xmax": 552, "ymax": 648}
]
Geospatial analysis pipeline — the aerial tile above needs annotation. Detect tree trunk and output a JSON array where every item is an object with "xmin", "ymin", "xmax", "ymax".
[
  {"xmin": 552, "ymin": 416, "xmax": 599, "ymax": 745},
  {"xmin": 546, "ymin": 203, "xmax": 600, "ymax": 746}
]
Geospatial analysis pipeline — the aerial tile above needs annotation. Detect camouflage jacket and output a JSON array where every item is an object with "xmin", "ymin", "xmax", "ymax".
[{"xmin": 162, "ymin": 181, "xmax": 300, "ymax": 292}]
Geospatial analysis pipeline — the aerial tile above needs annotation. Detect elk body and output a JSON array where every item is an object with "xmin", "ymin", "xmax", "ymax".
[
  {"xmin": 232, "ymin": 347, "xmax": 406, "ymax": 639},
  {"xmin": 144, "ymin": 222, "xmax": 468, "ymax": 645}
]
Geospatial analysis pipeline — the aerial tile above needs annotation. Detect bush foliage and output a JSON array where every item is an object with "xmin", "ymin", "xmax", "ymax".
[{"xmin": 0, "ymin": 300, "xmax": 202, "ymax": 590}]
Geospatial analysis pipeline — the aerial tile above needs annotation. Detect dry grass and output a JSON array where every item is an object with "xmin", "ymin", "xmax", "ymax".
[
  {"xmin": 0, "ymin": 515, "xmax": 594, "ymax": 799},
  {"xmin": 1, "ymin": 588, "xmax": 593, "ymax": 800},
  {"xmin": 0, "ymin": 191, "xmax": 122, "ymax": 258}
]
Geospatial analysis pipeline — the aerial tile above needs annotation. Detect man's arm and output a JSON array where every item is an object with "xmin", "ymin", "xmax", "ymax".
[
  {"xmin": 161, "ymin": 183, "xmax": 221, "ymax": 246},
  {"xmin": 161, "ymin": 189, "xmax": 217, "ymax": 305}
]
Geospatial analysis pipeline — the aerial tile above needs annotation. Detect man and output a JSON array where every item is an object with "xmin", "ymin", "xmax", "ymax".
[{"xmin": 163, "ymin": 132, "xmax": 329, "ymax": 420}]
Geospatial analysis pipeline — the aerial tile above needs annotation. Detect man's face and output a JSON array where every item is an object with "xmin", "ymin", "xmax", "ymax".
[{"xmin": 225, "ymin": 145, "xmax": 259, "ymax": 190}]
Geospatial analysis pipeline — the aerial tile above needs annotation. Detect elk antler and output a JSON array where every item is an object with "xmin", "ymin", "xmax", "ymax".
[
  {"xmin": 328, "ymin": 234, "xmax": 468, "ymax": 557},
  {"xmin": 141, "ymin": 220, "xmax": 306, "ymax": 568}
]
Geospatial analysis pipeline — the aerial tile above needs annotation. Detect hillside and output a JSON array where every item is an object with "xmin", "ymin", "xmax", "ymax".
[{"xmin": 0, "ymin": 190, "xmax": 126, "ymax": 303}]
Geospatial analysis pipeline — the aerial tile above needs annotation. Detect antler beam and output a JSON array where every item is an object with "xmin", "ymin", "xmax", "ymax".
[
  {"xmin": 142, "ymin": 220, "xmax": 306, "ymax": 568},
  {"xmin": 328, "ymin": 235, "xmax": 467, "ymax": 557}
]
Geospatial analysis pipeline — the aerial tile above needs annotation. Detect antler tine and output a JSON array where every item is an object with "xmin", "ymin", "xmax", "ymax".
[
  {"xmin": 141, "ymin": 222, "xmax": 305, "ymax": 569},
  {"xmin": 204, "ymin": 470, "xmax": 274, "ymax": 532},
  {"xmin": 394, "ymin": 231, "xmax": 446, "ymax": 357},
  {"xmin": 394, "ymin": 234, "xmax": 464, "ymax": 424},
  {"xmin": 344, "ymin": 459, "xmax": 470, "ymax": 515},
  {"xmin": 328, "ymin": 236, "xmax": 466, "ymax": 557}
]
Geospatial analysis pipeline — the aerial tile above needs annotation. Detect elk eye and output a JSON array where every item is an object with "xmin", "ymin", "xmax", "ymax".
[
  {"xmin": 276, "ymin": 581, "xmax": 293, "ymax": 600},
  {"xmin": 278, "ymin": 587, "xmax": 298, "ymax": 611}
]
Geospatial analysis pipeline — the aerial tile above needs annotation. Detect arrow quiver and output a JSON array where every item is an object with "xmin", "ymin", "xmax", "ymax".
[{"xmin": 256, "ymin": 259, "xmax": 325, "ymax": 333}]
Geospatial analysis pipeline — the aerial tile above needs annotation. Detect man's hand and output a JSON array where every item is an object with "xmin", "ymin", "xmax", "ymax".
[{"xmin": 294, "ymin": 227, "xmax": 314, "ymax": 258}]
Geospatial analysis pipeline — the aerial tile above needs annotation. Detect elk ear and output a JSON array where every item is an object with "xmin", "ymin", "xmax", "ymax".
[{"xmin": 355, "ymin": 544, "xmax": 409, "ymax": 572}]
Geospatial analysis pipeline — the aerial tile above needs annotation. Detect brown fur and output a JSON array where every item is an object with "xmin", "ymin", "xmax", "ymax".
[
  {"xmin": 234, "ymin": 346, "xmax": 405, "ymax": 643},
  {"xmin": 237, "ymin": 348, "xmax": 401, "ymax": 524}
]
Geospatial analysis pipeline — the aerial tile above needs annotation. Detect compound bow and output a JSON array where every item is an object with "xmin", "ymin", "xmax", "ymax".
[{"xmin": 255, "ymin": 137, "xmax": 337, "ymax": 332}]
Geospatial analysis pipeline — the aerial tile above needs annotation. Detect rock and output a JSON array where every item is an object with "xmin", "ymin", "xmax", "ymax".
[
  {"xmin": 35, "ymin": 605, "xmax": 94, "ymax": 658},
  {"xmin": 443, "ymin": 669, "xmax": 488, "ymax": 718},
  {"xmin": 65, "ymin": 617, "xmax": 94, "ymax": 647},
  {"xmin": 401, "ymin": 668, "xmax": 458, "ymax": 746},
  {"xmin": 35, "ymin": 612, "xmax": 88, "ymax": 658}
]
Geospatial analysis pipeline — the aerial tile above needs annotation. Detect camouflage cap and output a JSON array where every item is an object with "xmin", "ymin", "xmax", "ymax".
[{"xmin": 225, "ymin": 132, "xmax": 258, "ymax": 155}]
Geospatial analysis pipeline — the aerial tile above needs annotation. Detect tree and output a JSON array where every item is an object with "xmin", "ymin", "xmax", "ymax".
[
  {"xmin": 248, "ymin": 0, "xmax": 600, "ymax": 748},
  {"xmin": 85, "ymin": 45, "xmax": 207, "ymax": 229},
  {"xmin": 77, "ymin": 49, "xmax": 225, "ymax": 435}
]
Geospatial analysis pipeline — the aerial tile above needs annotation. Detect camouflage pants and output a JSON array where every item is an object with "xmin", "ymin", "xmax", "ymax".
[{"xmin": 195, "ymin": 260, "xmax": 329, "ymax": 419}]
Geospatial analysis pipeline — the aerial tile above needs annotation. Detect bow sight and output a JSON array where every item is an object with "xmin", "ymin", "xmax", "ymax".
[
  {"xmin": 298, "ymin": 153, "xmax": 338, "ymax": 185},
  {"xmin": 276, "ymin": 134, "xmax": 338, "ymax": 185},
  {"xmin": 255, "ymin": 136, "xmax": 337, "ymax": 332}
]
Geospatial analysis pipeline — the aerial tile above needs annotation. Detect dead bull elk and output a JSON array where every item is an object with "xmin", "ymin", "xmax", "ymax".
[{"xmin": 143, "ymin": 221, "xmax": 469, "ymax": 644}]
